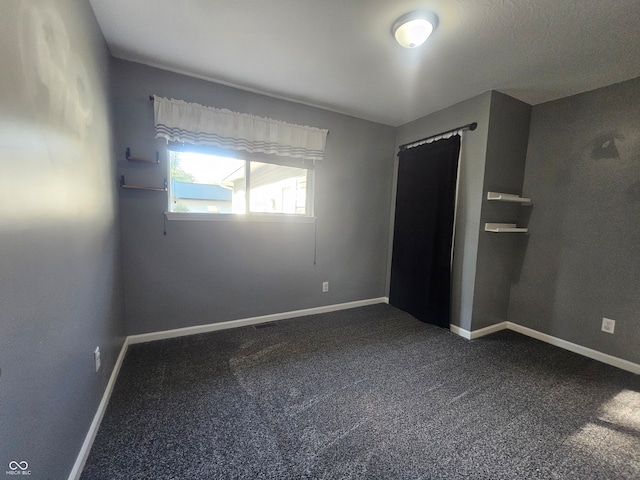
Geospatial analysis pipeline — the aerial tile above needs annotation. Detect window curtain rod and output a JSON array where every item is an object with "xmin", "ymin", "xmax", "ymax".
[{"xmin": 397, "ymin": 122, "xmax": 477, "ymax": 155}]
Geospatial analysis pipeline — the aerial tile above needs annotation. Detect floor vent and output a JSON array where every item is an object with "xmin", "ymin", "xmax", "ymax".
[{"xmin": 253, "ymin": 322, "xmax": 279, "ymax": 329}]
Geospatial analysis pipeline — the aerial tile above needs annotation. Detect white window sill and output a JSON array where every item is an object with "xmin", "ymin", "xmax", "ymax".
[{"xmin": 164, "ymin": 212, "xmax": 316, "ymax": 223}]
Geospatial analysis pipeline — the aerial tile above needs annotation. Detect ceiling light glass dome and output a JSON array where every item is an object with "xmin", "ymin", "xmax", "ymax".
[{"xmin": 392, "ymin": 11, "xmax": 439, "ymax": 48}]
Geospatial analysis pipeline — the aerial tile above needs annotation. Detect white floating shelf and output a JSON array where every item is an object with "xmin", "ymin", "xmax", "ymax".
[
  {"xmin": 487, "ymin": 191, "xmax": 531, "ymax": 203},
  {"xmin": 485, "ymin": 223, "xmax": 528, "ymax": 233}
]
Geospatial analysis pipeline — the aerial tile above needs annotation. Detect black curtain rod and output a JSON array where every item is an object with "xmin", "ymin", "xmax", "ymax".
[{"xmin": 398, "ymin": 122, "xmax": 477, "ymax": 155}]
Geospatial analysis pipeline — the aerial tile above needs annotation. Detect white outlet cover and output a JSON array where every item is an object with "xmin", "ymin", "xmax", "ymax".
[
  {"xmin": 601, "ymin": 318, "xmax": 615, "ymax": 334},
  {"xmin": 322, "ymin": 281, "xmax": 329, "ymax": 292}
]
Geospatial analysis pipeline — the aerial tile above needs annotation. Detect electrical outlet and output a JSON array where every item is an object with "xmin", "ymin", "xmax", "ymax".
[
  {"xmin": 322, "ymin": 281, "xmax": 329, "ymax": 292},
  {"xmin": 94, "ymin": 347, "xmax": 101, "ymax": 372},
  {"xmin": 601, "ymin": 318, "xmax": 615, "ymax": 334}
]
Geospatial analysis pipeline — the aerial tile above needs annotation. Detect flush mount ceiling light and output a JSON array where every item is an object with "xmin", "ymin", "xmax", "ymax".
[{"xmin": 392, "ymin": 10, "xmax": 439, "ymax": 48}]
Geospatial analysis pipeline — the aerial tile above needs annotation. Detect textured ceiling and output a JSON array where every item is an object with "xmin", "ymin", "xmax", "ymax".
[{"xmin": 89, "ymin": 0, "xmax": 640, "ymax": 126}]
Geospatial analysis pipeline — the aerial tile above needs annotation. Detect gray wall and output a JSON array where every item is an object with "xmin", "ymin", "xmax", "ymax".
[
  {"xmin": 393, "ymin": 93, "xmax": 492, "ymax": 331},
  {"xmin": 111, "ymin": 59, "xmax": 396, "ymax": 335},
  {"xmin": 472, "ymin": 92, "xmax": 531, "ymax": 330},
  {"xmin": 509, "ymin": 76, "xmax": 640, "ymax": 364},
  {"xmin": 0, "ymin": 0, "xmax": 124, "ymax": 478}
]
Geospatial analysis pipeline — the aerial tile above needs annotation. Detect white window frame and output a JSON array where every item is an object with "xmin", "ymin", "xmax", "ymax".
[{"xmin": 164, "ymin": 144, "xmax": 316, "ymax": 223}]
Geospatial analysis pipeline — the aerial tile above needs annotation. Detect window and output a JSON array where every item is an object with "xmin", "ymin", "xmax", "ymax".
[
  {"xmin": 154, "ymin": 97, "xmax": 326, "ymax": 221},
  {"xmin": 168, "ymin": 147, "xmax": 314, "ymax": 217}
]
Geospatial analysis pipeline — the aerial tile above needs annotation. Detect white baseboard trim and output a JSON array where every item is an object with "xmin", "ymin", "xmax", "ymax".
[
  {"xmin": 506, "ymin": 322, "xmax": 640, "ymax": 375},
  {"xmin": 450, "ymin": 322, "xmax": 508, "ymax": 340},
  {"xmin": 449, "ymin": 324, "xmax": 471, "ymax": 339},
  {"xmin": 68, "ymin": 337, "xmax": 130, "ymax": 480},
  {"xmin": 450, "ymin": 321, "xmax": 640, "ymax": 375},
  {"xmin": 128, "ymin": 297, "xmax": 390, "ymax": 345}
]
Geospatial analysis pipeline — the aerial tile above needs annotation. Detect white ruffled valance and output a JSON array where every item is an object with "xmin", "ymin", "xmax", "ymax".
[{"xmin": 153, "ymin": 96, "xmax": 328, "ymax": 162}]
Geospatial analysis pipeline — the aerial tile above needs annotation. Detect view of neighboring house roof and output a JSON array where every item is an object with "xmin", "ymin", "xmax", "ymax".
[{"xmin": 172, "ymin": 182, "xmax": 232, "ymax": 201}]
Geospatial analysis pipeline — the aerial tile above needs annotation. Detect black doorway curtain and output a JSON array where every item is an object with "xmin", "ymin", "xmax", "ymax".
[{"xmin": 389, "ymin": 135, "xmax": 461, "ymax": 328}]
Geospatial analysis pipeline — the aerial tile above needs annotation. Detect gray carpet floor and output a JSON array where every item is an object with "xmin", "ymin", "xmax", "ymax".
[{"xmin": 81, "ymin": 304, "xmax": 640, "ymax": 479}]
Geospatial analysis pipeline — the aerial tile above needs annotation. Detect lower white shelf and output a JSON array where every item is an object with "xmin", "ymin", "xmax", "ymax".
[{"xmin": 485, "ymin": 223, "xmax": 528, "ymax": 233}]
